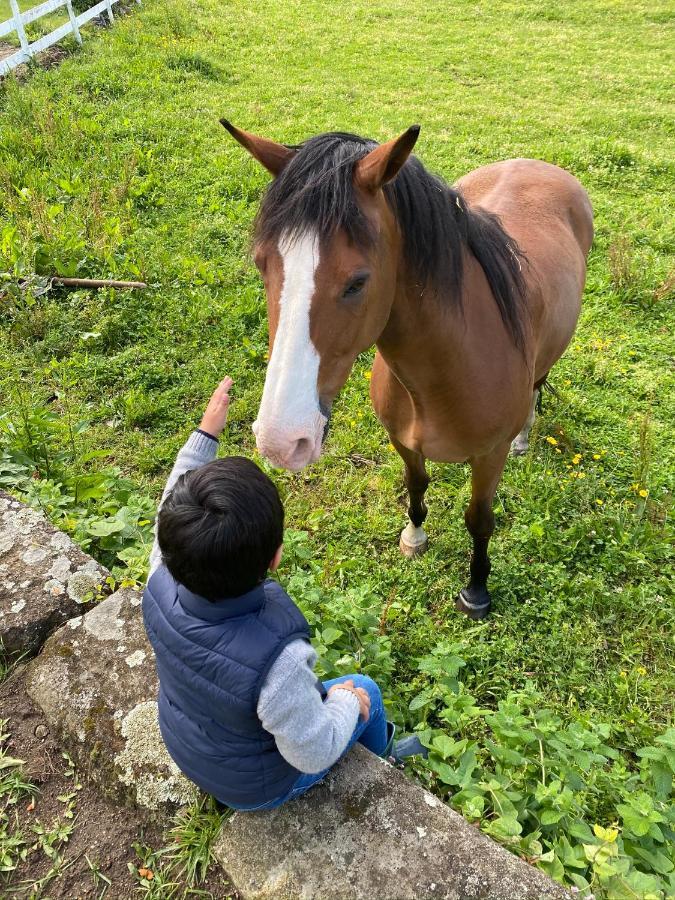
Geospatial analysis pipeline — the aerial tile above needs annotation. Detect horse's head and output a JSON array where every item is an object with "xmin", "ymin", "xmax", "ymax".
[{"xmin": 222, "ymin": 121, "xmax": 420, "ymax": 471}]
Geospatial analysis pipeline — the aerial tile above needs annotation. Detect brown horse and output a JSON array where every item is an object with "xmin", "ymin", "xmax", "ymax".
[{"xmin": 222, "ymin": 121, "xmax": 593, "ymax": 618}]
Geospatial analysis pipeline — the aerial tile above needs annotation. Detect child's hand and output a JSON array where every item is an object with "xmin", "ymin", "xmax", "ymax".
[
  {"xmin": 328, "ymin": 680, "xmax": 371, "ymax": 721},
  {"xmin": 199, "ymin": 377, "xmax": 233, "ymax": 439}
]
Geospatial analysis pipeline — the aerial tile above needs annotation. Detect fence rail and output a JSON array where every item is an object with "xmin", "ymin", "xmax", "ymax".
[{"xmin": 0, "ymin": 0, "xmax": 139, "ymax": 75}]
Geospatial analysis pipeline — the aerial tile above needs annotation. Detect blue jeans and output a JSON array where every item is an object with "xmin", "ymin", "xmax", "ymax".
[{"xmin": 234, "ymin": 674, "xmax": 388, "ymax": 811}]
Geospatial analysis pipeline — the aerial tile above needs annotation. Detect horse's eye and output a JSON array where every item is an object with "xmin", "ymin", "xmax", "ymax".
[{"xmin": 342, "ymin": 275, "xmax": 369, "ymax": 298}]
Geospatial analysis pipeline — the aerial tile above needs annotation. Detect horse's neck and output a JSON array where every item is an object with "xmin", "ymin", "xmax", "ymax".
[
  {"xmin": 375, "ymin": 259, "xmax": 529, "ymax": 440},
  {"xmin": 377, "ymin": 277, "xmax": 471, "ymax": 394}
]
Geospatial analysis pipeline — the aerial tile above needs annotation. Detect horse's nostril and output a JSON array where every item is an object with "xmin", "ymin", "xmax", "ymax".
[{"xmin": 286, "ymin": 437, "xmax": 313, "ymax": 470}]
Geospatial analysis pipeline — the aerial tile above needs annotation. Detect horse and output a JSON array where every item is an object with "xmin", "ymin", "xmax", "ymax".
[{"xmin": 221, "ymin": 121, "xmax": 594, "ymax": 619}]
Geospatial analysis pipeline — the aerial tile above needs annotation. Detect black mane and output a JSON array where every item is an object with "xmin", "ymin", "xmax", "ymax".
[{"xmin": 255, "ymin": 132, "xmax": 527, "ymax": 348}]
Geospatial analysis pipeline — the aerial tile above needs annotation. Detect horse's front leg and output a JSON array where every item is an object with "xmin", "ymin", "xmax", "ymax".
[
  {"xmin": 393, "ymin": 439, "xmax": 430, "ymax": 558},
  {"xmin": 456, "ymin": 442, "xmax": 510, "ymax": 620}
]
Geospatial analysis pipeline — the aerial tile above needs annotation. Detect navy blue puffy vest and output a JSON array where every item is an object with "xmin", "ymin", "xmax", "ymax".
[{"xmin": 142, "ymin": 565, "xmax": 322, "ymax": 807}]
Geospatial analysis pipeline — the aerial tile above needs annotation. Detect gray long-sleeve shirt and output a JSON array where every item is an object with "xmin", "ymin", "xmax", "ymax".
[{"xmin": 148, "ymin": 431, "xmax": 360, "ymax": 775}]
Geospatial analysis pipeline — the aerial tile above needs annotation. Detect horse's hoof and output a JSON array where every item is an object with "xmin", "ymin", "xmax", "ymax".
[
  {"xmin": 510, "ymin": 439, "xmax": 528, "ymax": 456},
  {"xmin": 399, "ymin": 523, "xmax": 428, "ymax": 558},
  {"xmin": 455, "ymin": 587, "xmax": 492, "ymax": 620}
]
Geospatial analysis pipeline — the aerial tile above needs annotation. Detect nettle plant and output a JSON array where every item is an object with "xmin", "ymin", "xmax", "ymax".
[
  {"xmin": 280, "ymin": 530, "xmax": 396, "ymax": 688},
  {"xmin": 407, "ymin": 645, "xmax": 674, "ymax": 899},
  {"xmin": 0, "ymin": 402, "xmax": 154, "ymax": 584}
]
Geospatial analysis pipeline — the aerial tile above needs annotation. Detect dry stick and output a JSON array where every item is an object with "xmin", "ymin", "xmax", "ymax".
[{"xmin": 51, "ymin": 277, "xmax": 147, "ymax": 290}]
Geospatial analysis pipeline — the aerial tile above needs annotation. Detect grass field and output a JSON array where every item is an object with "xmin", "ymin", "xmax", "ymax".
[{"xmin": 1, "ymin": 0, "xmax": 673, "ymax": 896}]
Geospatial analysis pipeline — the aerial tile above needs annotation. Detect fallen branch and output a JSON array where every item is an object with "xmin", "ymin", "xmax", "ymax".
[{"xmin": 51, "ymin": 277, "xmax": 147, "ymax": 290}]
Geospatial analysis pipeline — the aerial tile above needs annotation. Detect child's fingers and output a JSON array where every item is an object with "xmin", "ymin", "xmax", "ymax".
[{"xmin": 355, "ymin": 687, "xmax": 370, "ymax": 707}]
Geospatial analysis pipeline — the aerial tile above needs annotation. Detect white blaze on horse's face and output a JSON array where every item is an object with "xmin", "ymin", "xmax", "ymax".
[{"xmin": 253, "ymin": 230, "xmax": 328, "ymax": 471}]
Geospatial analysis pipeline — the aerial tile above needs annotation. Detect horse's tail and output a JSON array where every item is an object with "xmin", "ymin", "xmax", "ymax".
[{"xmin": 534, "ymin": 374, "xmax": 560, "ymax": 413}]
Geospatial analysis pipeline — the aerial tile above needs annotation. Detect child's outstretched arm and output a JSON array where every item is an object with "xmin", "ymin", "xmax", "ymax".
[{"xmin": 147, "ymin": 377, "xmax": 233, "ymax": 578}]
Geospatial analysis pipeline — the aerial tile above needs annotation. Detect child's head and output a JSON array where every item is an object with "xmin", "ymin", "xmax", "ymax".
[{"xmin": 157, "ymin": 457, "xmax": 284, "ymax": 600}]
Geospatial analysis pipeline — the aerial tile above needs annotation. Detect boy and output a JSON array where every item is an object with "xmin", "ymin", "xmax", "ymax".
[{"xmin": 143, "ymin": 377, "xmax": 423, "ymax": 811}]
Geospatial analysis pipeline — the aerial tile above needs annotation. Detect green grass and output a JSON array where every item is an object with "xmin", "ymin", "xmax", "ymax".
[{"xmin": 0, "ymin": 0, "xmax": 673, "ymax": 895}]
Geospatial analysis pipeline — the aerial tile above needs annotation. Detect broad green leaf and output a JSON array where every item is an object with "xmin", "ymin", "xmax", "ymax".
[
  {"xmin": 432, "ymin": 734, "xmax": 464, "ymax": 760},
  {"xmin": 487, "ymin": 815, "xmax": 523, "ymax": 838},
  {"xmin": 541, "ymin": 808, "xmax": 566, "ymax": 826},
  {"xmin": 86, "ymin": 517, "xmax": 125, "ymax": 537},
  {"xmin": 321, "ymin": 627, "xmax": 343, "ymax": 645}
]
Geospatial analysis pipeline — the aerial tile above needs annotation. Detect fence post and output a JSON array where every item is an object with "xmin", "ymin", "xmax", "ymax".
[
  {"xmin": 104, "ymin": 0, "xmax": 114, "ymax": 23},
  {"xmin": 65, "ymin": 0, "xmax": 82, "ymax": 44},
  {"xmin": 8, "ymin": 0, "xmax": 31, "ymax": 61}
]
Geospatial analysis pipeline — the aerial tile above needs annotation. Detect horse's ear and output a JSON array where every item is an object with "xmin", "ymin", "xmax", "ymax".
[
  {"xmin": 220, "ymin": 119, "xmax": 295, "ymax": 177},
  {"xmin": 355, "ymin": 125, "xmax": 420, "ymax": 192}
]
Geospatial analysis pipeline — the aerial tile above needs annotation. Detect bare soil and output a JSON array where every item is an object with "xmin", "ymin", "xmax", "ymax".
[{"xmin": 1, "ymin": 667, "xmax": 233, "ymax": 899}]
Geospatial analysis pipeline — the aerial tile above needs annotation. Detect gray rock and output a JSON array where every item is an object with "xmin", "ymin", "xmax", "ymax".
[
  {"xmin": 24, "ymin": 588, "xmax": 197, "ymax": 816},
  {"xmin": 214, "ymin": 744, "xmax": 568, "ymax": 900},
  {"xmin": 0, "ymin": 490, "xmax": 110, "ymax": 660}
]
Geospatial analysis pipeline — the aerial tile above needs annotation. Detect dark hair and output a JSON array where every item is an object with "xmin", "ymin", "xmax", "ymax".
[
  {"xmin": 157, "ymin": 457, "xmax": 284, "ymax": 600},
  {"xmin": 255, "ymin": 131, "xmax": 527, "ymax": 349}
]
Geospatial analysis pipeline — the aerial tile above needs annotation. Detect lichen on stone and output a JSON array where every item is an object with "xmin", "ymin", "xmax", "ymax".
[
  {"xmin": 83, "ymin": 594, "xmax": 125, "ymax": 639},
  {"xmin": 47, "ymin": 555, "xmax": 73, "ymax": 582},
  {"xmin": 44, "ymin": 579, "xmax": 66, "ymax": 597},
  {"xmin": 115, "ymin": 701, "xmax": 197, "ymax": 811},
  {"xmin": 50, "ymin": 531, "xmax": 72, "ymax": 551},
  {"xmin": 66, "ymin": 570, "xmax": 100, "ymax": 603},
  {"xmin": 21, "ymin": 545, "xmax": 49, "ymax": 565},
  {"xmin": 0, "ymin": 533, "xmax": 15, "ymax": 555}
]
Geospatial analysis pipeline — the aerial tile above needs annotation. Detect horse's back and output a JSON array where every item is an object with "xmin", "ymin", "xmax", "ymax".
[
  {"xmin": 457, "ymin": 159, "xmax": 593, "ymax": 383},
  {"xmin": 456, "ymin": 158, "xmax": 594, "ymax": 256}
]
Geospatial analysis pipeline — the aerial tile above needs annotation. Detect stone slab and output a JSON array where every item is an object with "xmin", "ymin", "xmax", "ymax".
[
  {"xmin": 24, "ymin": 588, "xmax": 197, "ymax": 817},
  {"xmin": 0, "ymin": 490, "xmax": 110, "ymax": 659},
  {"xmin": 214, "ymin": 744, "xmax": 568, "ymax": 900}
]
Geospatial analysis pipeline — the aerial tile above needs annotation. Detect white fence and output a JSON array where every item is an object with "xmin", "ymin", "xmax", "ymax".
[{"xmin": 0, "ymin": 0, "xmax": 139, "ymax": 76}]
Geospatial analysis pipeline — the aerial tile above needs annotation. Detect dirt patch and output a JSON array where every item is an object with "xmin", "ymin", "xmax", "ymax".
[
  {"xmin": 0, "ymin": 42, "xmax": 17, "ymax": 63},
  {"xmin": 1, "ymin": 667, "xmax": 234, "ymax": 898}
]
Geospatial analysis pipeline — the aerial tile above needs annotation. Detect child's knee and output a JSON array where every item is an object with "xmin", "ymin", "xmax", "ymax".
[{"xmin": 352, "ymin": 674, "xmax": 381, "ymax": 700}]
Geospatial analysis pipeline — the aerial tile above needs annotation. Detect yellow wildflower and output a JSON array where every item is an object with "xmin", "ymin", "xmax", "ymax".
[
  {"xmin": 637, "ymin": 666, "xmax": 647, "ymax": 676},
  {"xmin": 365, "ymin": 371, "xmax": 372, "ymax": 380},
  {"xmin": 593, "ymin": 454, "xmax": 601, "ymax": 460},
  {"xmin": 596, "ymin": 499, "xmax": 604, "ymax": 505},
  {"xmin": 546, "ymin": 436, "xmax": 558, "ymax": 446},
  {"xmin": 572, "ymin": 454, "xmax": 582, "ymax": 465},
  {"xmin": 388, "ymin": 443, "xmax": 396, "ymax": 452},
  {"xmin": 593, "ymin": 824, "xmax": 619, "ymax": 843},
  {"xmin": 639, "ymin": 488, "xmax": 648, "ymax": 498}
]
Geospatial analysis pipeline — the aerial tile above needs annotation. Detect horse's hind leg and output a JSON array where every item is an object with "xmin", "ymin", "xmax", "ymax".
[
  {"xmin": 456, "ymin": 441, "xmax": 510, "ymax": 619},
  {"xmin": 511, "ymin": 388, "xmax": 540, "ymax": 456},
  {"xmin": 394, "ymin": 440, "xmax": 430, "ymax": 558}
]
